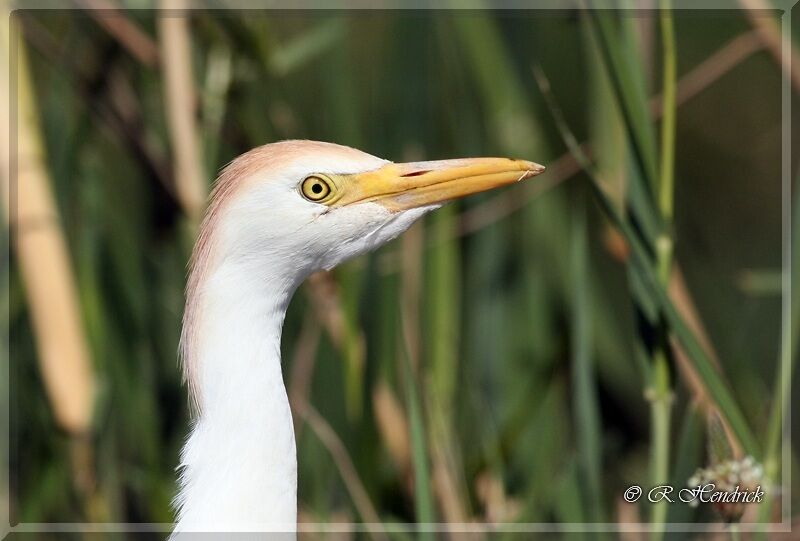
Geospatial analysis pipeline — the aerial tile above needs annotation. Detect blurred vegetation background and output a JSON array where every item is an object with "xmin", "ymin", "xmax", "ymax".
[{"xmin": 3, "ymin": 3, "xmax": 798, "ymax": 538}]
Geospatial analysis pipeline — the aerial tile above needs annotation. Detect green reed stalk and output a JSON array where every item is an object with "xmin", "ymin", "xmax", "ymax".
[
  {"xmin": 650, "ymin": 3, "xmax": 677, "ymax": 537},
  {"xmin": 755, "ymin": 181, "xmax": 799, "ymax": 533}
]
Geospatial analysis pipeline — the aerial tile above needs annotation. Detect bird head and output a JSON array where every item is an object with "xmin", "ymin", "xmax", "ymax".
[
  {"xmin": 197, "ymin": 140, "xmax": 545, "ymax": 280},
  {"xmin": 182, "ymin": 140, "xmax": 544, "ymax": 410}
]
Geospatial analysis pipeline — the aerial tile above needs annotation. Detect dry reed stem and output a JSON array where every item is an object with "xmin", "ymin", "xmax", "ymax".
[
  {"xmin": 0, "ymin": 5, "xmax": 10, "ymax": 219},
  {"xmin": 69, "ymin": 436, "xmax": 109, "ymax": 521},
  {"xmin": 305, "ymin": 272, "xmax": 367, "ymax": 419},
  {"xmin": 0, "ymin": 4, "xmax": 11, "ymax": 532},
  {"xmin": 616, "ymin": 496, "xmax": 644, "ymax": 541},
  {"xmin": 400, "ymin": 222, "xmax": 423, "ymax": 374},
  {"xmin": 5, "ymin": 32, "xmax": 106, "ymax": 521},
  {"xmin": 306, "ymin": 271, "xmax": 365, "ymax": 361},
  {"xmin": 669, "ymin": 265, "xmax": 722, "ymax": 373},
  {"xmin": 424, "ymin": 393, "xmax": 473, "ymax": 536},
  {"xmin": 668, "ymin": 266, "xmax": 743, "ymax": 458},
  {"xmin": 372, "ymin": 381, "xmax": 412, "ymax": 476},
  {"xmin": 80, "ymin": 0, "xmax": 159, "ymax": 68},
  {"xmin": 297, "ymin": 508, "xmax": 355, "ymax": 541},
  {"xmin": 11, "ymin": 37, "xmax": 96, "ymax": 436},
  {"xmin": 399, "ymin": 204, "xmax": 472, "ymax": 528},
  {"xmin": 634, "ymin": 1, "xmax": 657, "ymax": 85},
  {"xmin": 294, "ymin": 399, "xmax": 390, "ymax": 541},
  {"xmin": 287, "ymin": 281, "xmax": 386, "ymax": 536},
  {"xmin": 431, "ymin": 441, "xmax": 472, "ymax": 532},
  {"xmin": 158, "ymin": 3, "xmax": 206, "ymax": 222},
  {"xmin": 737, "ymin": 0, "xmax": 800, "ymax": 93},
  {"xmin": 475, "ymin": 471, "xmax": 521, "ymax": 524},
  {"xmin": 650, "ymin": 31, "xmax": 764, "ymax": 115}
]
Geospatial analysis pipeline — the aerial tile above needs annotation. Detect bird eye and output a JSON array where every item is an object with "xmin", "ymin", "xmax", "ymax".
[{"xmin": 300, "ymin": 175, "xmax": 333, "ymax": 202}]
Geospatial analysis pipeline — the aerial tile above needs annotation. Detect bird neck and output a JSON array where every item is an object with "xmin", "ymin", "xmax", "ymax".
[{"xmin": 174, "ymin": 260, "xmax": 301, "ymax": 534}]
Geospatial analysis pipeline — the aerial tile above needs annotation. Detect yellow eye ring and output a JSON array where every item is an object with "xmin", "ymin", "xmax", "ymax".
[{"xmin": 300, "ymin": 175, "xmax": 333, "ymax": 202}]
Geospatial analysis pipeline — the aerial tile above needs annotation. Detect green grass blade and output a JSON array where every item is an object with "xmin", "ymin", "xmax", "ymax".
[
  {"xmin": 756, "ymin": 174, "xmax": 799, "ymax": 530},
  {"xmin": 423, "ymin": 205, "xmax": 471, "ymax": 521},
  {"xmin": 425, "ymin": 207, "xmax": 460, "ymax": 413},
  {"xmin": 402, "ymin": 349, "xmax": 435, "ymax": 535},
  {"xmin": 584, "ymin": 7, "xmax": 665, "ymax": 251},
  {"xmin": 450, "ymin": 10, "xmax": 546, "ymax": 157},
  {"xmin": 570, "ymin": 196, "xmax": 605, "ymax": 525},
  {"xmin": 268, "ymin": 16, "xmax": 347, "ymax": 77},
  {"xmin": 338, "ymin": 263, "xmax": 367, "ymax": 421},
  {"xmin": 587, "ymin": 8, "xmax": 659, "ymax": 193}
]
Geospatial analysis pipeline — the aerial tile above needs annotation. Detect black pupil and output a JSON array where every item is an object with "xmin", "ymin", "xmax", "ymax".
[{"xmin": 311, "ymin": 182, "xmax": 323, "ymax": 194}]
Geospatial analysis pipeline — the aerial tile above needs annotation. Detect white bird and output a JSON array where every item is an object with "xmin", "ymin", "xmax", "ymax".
[{"xmin": 171, "ymin": 140, "xmax": 544, "ymax": 536}]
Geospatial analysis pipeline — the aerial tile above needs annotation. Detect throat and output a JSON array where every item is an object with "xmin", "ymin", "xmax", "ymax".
[{"xmin": 174, "ymin": 267, "xmax": 300, "ymax": 533}]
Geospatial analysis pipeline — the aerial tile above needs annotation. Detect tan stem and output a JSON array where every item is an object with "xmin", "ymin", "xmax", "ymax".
[
  {"xmin": 295, "ymin": 399, "xmax": 389, "ymax": 541},
  {"xmin": 738, "ymin": 0, "xmax": 800, "ymax": 93},
  {"xmin": 371, "ymin": 381, "xmax": 412, "ymax": 476},
  {"xmin": 10, "ymin": 33, "xmax": 95, "ymax": 437},
  {"xmin": 80, "ymin": 0, "xmax": 159, "ymax": 68},
  {"xmin": 158, "ymin": 2, "xmax": 206, "ymax": 222}
]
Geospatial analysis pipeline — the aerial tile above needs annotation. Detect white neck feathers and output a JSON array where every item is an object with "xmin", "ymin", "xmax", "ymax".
[{"xmin": 173, "ymin": 257, "xmax": 300, "ymax": 534}]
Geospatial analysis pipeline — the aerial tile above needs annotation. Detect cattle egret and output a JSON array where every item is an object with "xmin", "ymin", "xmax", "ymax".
[{"xmin": 172, "ymin": 140, "xmax": 545, "ymax": 535}]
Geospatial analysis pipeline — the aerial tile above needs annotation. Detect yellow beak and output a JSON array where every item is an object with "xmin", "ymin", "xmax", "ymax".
[{"xmin": 331, "ymin": 157, "xmax": 545, "ymax": 211}]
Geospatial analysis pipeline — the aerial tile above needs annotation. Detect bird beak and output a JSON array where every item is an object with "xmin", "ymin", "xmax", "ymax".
[{"xmin": 331, "ymin": 157, "xmax": 545, "ymax": 211}]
